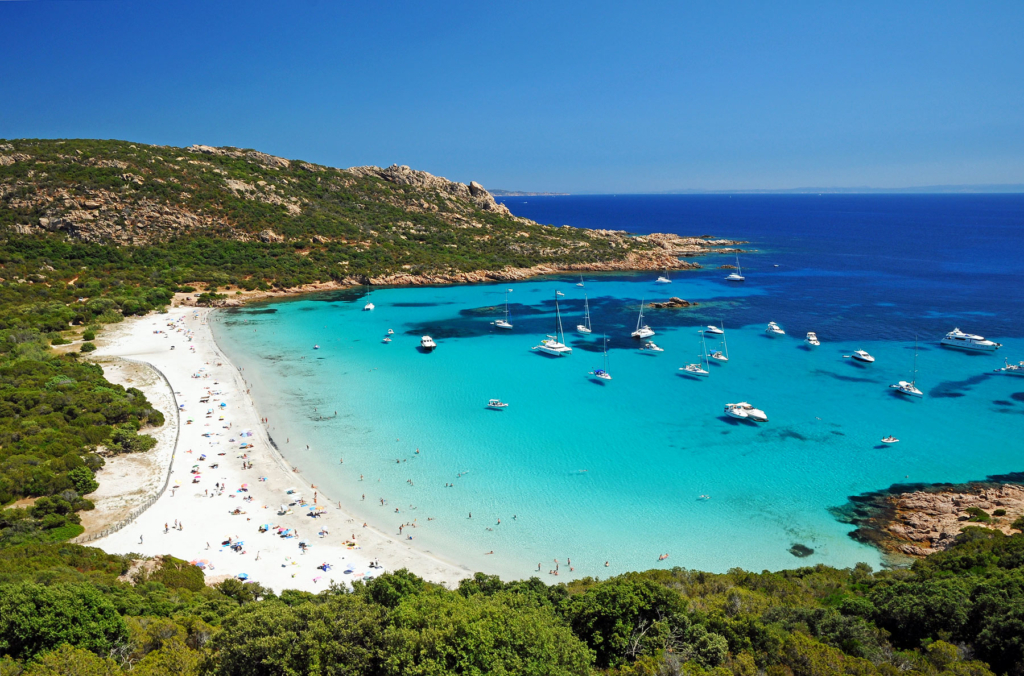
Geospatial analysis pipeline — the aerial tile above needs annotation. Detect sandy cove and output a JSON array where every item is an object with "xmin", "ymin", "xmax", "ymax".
[{"xmin": 87, "ymin": 306, "xmax": 471, "ymax": 592}]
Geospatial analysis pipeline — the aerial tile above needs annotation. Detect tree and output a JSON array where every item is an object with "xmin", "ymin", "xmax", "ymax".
[{"xmin": 22, "ymin": 644, "xmax": 122, "ymax": 676}]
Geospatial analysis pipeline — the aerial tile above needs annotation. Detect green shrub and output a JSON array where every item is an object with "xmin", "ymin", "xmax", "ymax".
[
  {"xmin": 50, "ymin": 336, "xmax": 69, "ymax": 346},
  {"xmin": 994, "ymin": 509, "xmax": 1007, "ymax": 517},
  {"xmin": 967, "ymin": 507, "xmax": 992, "ymax": 523},
  {"xmin": 80, "ymin": 342, "xmax": 97, "ymax": 352},
  {"xmin": 82, "ymin": 330, "xmax": 96, "ymax": 341}
]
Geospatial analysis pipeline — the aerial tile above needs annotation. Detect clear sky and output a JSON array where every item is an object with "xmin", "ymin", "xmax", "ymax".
[{"xmin": 2, "ymin": 1, "xmax": 1022, "ymax": 193}]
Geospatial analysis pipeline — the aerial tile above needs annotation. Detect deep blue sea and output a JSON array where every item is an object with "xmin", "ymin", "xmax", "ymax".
[{"xmin": 214, "ymin": 194, "xmax": 1024, "ymax": 580}]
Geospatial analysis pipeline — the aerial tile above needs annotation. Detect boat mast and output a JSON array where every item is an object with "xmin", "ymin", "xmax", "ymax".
[
  {"xmin": 555, "ymin": 293, "xmax": 564, "ymax": 343},
  {"xmin": 636, "ymin": 298, "xmax": 645, "ymax": 332},
  {"xmin": 504, "ymin": 289, "xmax": 511, "ymax": 323},
  {"xmin": 583, "ymin": 294, "xmax": 591, "ymax": 331},
  {"xmin": 735, "ymin": 253, "xmax": 742, "ymax": 276},
  {"xmin": 722, "ymin": 321, "xmax": 729, "ymax": 359}
]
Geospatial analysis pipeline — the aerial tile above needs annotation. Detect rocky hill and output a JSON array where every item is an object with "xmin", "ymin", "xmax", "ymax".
[{"xmin": 0, "ymin": 139, "xmax": 737, "ymax": 287}]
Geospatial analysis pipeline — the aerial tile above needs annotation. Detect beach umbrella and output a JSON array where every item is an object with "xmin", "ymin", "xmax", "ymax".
[{"xmin": 237, "ymin": 573, "xmax": 249, "ymax": 580}]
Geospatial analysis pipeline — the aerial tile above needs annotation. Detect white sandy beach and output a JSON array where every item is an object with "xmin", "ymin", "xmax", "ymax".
[{"xmin": 88, "ymin": 305, "xmax": 472, "ymax": 592}]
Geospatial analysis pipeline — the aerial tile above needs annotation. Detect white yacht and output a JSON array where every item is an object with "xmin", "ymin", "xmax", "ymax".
[
  {"xmin": 387, "ymin": 329, "xmax": 394, "ymax": 335},
  {"xmin": 382, "ymin": 337, "xmax": 392, "ymax": 343},
  {"xmin": 724, "ymin": 404, "xmax": 749, "ymax": 420},
  {"xmin": 705, "ymin": 324, "xmax": 724, "ymax": 335},
  {"xmin": 709, "ymin": 327, "xmax": 729, "ymax": 363},
  {"xmin": 850, "ymin": 349, "xmax": 875, "ymax": 363},
  {"xmin": 577, "ymin": 294, "xmax": 593, "ymax": 334},
  {"xmin": 725, "ymin": 253, "xmax": 745, "ymax": 282},
  {"xmin": 656, "ymin": 270, "xmax": 671, "ymax": 284},
  {"xmin": 731, "ymin": 402, "xmax": 768, "ymax": 422},
  {"xmin": 680, "ymin": 333, "xmax": 710, "ymax": 377},
  {"xmin": 631, "ymin": 299, "xmax": 655, "ymax": 339},
  {"xmin": 590, "ymin": 335, "xmax": 612, "ymax": 380},
  {"xmin": 534, "ymin": 292, "xmax": 573, "ymax": 356},
  {"xmin": 576, "ymin": 275, "xmax": 585, "ymax": 287},
  {"xmin": 890, "ymin": 339, "xmax": 923, "ymax": 397},
  {"xmin": 941, "ymin": 328, "xmax": 1001, "ymax": 352},
  {"xmin": 420, "ymin": 336, "xmax": 436, "ymax": 351},
  {"xmin": 881, "ymin": 436, "xmax": 899, "ymax": 444},
  {"xmin": 639, "ymin": 341, "xmax": 664, "ymax": 353},
  {"xmin": 494, "ymin": 289, "xmax": 513, "ymax": 330},
  {"xmin": 363, "ymin": 286, "xmax": 374, "ymax": 311},
  {"xmin": 765, "ymin": 321, "xmax": 785, "ymax": 337},
  {"xmin": 805, "ymin": 332, "xmax": 820, "ymax": 347},
  {"xmin": 487, "ymin": 399, "xmax": 509, "ymax": 410},
  {"xmin": 994, "ymin": 359, "xmax": 1024, "ymax": 376}
]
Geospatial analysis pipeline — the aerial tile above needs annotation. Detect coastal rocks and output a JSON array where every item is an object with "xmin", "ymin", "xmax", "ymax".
[
  {"xmin": 346, "ymin": 164, "xmax": 514, "ymax": 218},
  {"xmin": 834, "ymin": 478, "xmax": 1024, "ymax": 559},
  {"xmin": 789, "ymin": 544, "xmax": 814, "ymax": 558},
  {"xmin": 635, "ymin": 233, "xmax": 747, "ymax": 258},
  {"xmin": 648, "ymin": 297, "xmax": 697, "ymax": 309}
]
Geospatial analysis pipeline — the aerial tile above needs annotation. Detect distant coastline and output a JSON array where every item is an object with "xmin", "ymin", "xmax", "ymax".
[{"xmin": 490, "ymin": 189, "xmax": 571, "ymax": 196}]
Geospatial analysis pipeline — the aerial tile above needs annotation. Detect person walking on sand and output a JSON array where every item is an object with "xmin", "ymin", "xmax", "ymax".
[{"xmin": 139, "ymin": 535, "xmax": 143, "ymax": 544}]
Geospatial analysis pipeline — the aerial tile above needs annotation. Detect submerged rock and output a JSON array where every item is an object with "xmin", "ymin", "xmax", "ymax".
[{"xmin": 789, "ymin": 544, "xmax": 815, "ymax": 557}]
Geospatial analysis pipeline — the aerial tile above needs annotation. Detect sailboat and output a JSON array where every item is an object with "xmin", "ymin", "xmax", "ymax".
[
  {"xmin": 577, "ymin": 294, "xmax": 593, "ymax": 334},
  {"xmin": 576, "ymin": 274, "xmax": 585, "ymax": 288},
  {"xmin": 656, "ymin": 270, "xmax": 671, "ymax": 284},
  {"xmin": 890, "ymin": 337, "xmax": 923, "ymax": 397},
  {"xmin": 680, "ymin": 332, "xmax": 711, "ymax": 377},
  {"xmin": 493, "ymin": 289, "xmax": 513, "ymax": 330},
  {"xmin": 590, "ymin": 334, "xmax": 612, "ymax": 380},
  {"xmin": 631, "ymin": 298, "xmax": 655, "ymax": 339},
  {"xmin": 709, "ymin": 324, "xmax": 729, "ymax": 363},
  {"xmin": 725, "ymin": 253, "xmax": 745, "ymax": 282},
  {"xmin": 363, "ymin": 285, "xmax": 375, "ymax": 311},
  {"xmin": 533, "ymin": 292, "xmax": 573, "ymax": 356}
]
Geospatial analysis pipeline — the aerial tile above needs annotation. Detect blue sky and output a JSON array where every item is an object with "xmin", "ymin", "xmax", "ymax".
[{"xmin": 1, "ymin": 1, "xmax": 1022, "ymax": 192}]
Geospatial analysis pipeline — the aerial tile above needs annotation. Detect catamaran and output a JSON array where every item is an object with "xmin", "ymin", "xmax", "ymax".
[
  {"xmin": 363, "ymin": 286, "xmax": 375, "ymax": 311},
  {"xmin": 533, "ymin": 292, "xmax": 573, "ymax": 356},
  {"xmin": 577, "ymin": 294, "xmax": 593, "ymax": 334},
  {"xmin": 631, "ymin": 298, "xmax": 655, "ymax": 339},
  {"xmin": 890, "ymin": 338, "xmax": 923, "ymax": 397},
  {"xmin": 725, "ymin": 253, "xmax": 745, "ymax": 282},
  {"xmin": 590, "ymin": 335, "xmax": 612, "ymax": 380},
  {"xmin": 494, "ymin": 289, "xmax": 513, "ymax": 330},
  {"xmin": 656, "ymin": 270, "xmax": 671, "ymax": 284}
]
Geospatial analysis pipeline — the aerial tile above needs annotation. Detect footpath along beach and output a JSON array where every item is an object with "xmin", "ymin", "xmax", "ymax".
[{"xmin": 87, "ymin": 305, "xmax": 471, "ymax": 592}]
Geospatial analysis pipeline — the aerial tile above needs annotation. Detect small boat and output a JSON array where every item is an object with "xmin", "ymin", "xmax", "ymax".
[
  {"xmin": 850, "ymin": 349, "xmax": 875, "ymax": 363},
  {"xmin": 656, "ymin": 270, "xmax": 671, "ymax": 284},
  {"xmin": 724, "ymin": 404, "xmax": 748, "ymax": 420},
  {"xmin": 889, "ymin": 338, "xmax": 922, "ymax": 397},
  {"xmin": 731, "ymin": 402, "xmax": 768, "ymax": 422},
  {"xmin": 313, "ymin": 345, "xmax": 320, "ymax": 350},
  {"xmin": 631, "ymin": 298, "xmax": 655, "ymax": 339},
  {"xmin": 725, "ymin": 253, "xmax": 745, "ymax": 282},
  {"xmin": 941, "ymin": 328, "xmax": 1001, "ymax": 352},
  {"xmin": 387, "ymin": 329, "xmax": 394, "ymax": 335},
  {"xmin": 639, "ymin": 341, "xmax": 664, "ymax": 352},
  {"xmin": 590, "ymin": 335, "xmax": 612, "ymax": 380},
  {"xmin": 533, "ymin": 292, "xmax": 573, "ymax": 356},
  {"xmin": 708, "ymin": 323, "xmax": 729, "ymax": 362},
  {"xmin": 805, "ymin": 332, "xmax": 820, "ymax": 347},
  {"xmin": 704, "ymin": 324, "xmax": 724, "ymax": 335},
  {"xmin": 577, "ymin": 294, "xmax": 592, "ymax": 334},
  {"xmin": 494, "ymin": 289, "xmax": 513, "ymax": 330},
  {"xmin": 363, "ymin": 286, "xmax": 374, "ymax": 311},
  {"xmin": 487, "ymin": 399, "xmax": 509, "ymax": 410},
  {"xmin": 382, "ymin": 337, "xmax": 392, "ymax": 343},
  {"xmin": 576, "ymin": 274, "xmax": 585, "ymax": 288},
  {"xmin": 420, "ymin": 336, "xmax": 437, "ymax": 351},
  {"xmin": 994, "ymin": 359, "xmax": 1024, "ymax": 376},
  {"xmin": 765, "ymin": 321, "xmax": 785, "ymax": 337},
  {"xmin": 881, "ymin": 436, "xmax": 899, "ymax": 444}
]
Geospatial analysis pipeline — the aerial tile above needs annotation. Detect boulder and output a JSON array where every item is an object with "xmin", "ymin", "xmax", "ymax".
[{"xmin": 259, "ymin": 229, "xmax": 284, "ymax": 243}]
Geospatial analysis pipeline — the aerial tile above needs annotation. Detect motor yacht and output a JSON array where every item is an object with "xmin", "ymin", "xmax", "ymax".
[
  {"xmin": 313, "ymin": 345, "xmax": 320, "ymax": 350},
  {"xmin": 487, "ymin": 399, "xmax": 508, "ymax": 410},
  {"xmin": 850, "ymin": 349, "xmax": 874, "ymax": 363},
  {"xmin": 420, "ymin": 336, "xmax": 436, "ymax": 351},
  {"xmin": 639, "ymin": 341, "xmax": 664, "ymax": 352},
  {"xmin": 631, "ymin": 299, "xmax": 655, "ymax": 339},
  {"xmin": 805, "ymin": 332, "xmax": 820, "ymax": 347},
  {"xmin": 724, "ymin": 404, "xmax": 749, "ymax": 420},
  {"xmin": 732, "ymin": 402, "xmax": 768, "ymax": 422},
  {"xmin": 705, "ymin": 325, "xmax": 724, "ymax": 335},
  {"xmin": 994, "ymin": 359, "xmax": 1024, "ymax": 376},
  {"xmin": 725, "ymin": 253, "xmax": 745, "ymax": 281},
  {"xmin": 941, "ymin": 328, "xmax": 1001, "ymax": 352},
  {"xmin": 765, "ymin": 322, "xmax": 785, "ymax": 337}
]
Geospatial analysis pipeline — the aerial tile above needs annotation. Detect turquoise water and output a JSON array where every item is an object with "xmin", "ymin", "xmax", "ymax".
[{"xmin": 213, "ymin": 270, "xmax": 1024, "ymax": 580}]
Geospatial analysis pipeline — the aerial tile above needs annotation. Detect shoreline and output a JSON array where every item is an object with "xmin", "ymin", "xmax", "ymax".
[{"xmin": 88, "ymin": 306, "xmax": 473, "ymax": 592}]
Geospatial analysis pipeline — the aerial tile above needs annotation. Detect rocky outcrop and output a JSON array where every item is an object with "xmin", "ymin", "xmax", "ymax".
[
  {"xmin": 346, "ymin": 164, "xmax": 514, "ymax": 217},
  {"xmin": 0, "ymin": 153, "xmax": 31, "ymax": 166},
  {"xmin": 259, "ymin": 229, "xmax": 284, "ymax": 243},
  {"xmin": 187, "ymin": 144, "xmax": 291, "ymax": 169},
  {"xmin": 834, "ymin": 477, "xmax": 1024, "ymax": 559},
  {"xmin": 648, "ymin": 297, "xmax": 697, "ymax": 309}
]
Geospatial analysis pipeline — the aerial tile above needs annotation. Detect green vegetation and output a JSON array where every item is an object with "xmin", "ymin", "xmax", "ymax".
[{"xmin": 3, "ymin": 531, "xmax": 1024, "ymax": 674}]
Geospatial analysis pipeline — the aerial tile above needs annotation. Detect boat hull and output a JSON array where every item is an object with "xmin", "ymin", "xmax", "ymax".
[{"xmin": 941, "ymin": 339, "xmax": 1000, "ymax": 352}]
